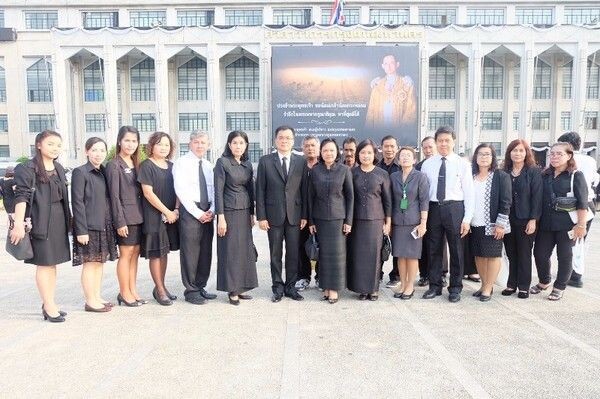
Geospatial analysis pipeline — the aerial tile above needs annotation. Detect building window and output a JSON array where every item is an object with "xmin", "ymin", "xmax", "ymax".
[
  {"xmin": 481, "ymin": 57, "xmax": 503, "ymax": 99},
  {"xmin": 533, "ymin": 60, "xmax": 551, "ymax": 99},
  {"xmin": 83, "ymin": 60, "xmax": 104, "ymax": 102},
  {"xmin": 131, "ymin": 58, "xmax": 155, "ymax": 101},
  {"xmin": 130, "ymin": 10, "xmax": 166, "ymax": 28},
  {"xmin": 467, "ymin": 9, "xmax": 505, "ymax": 25},
  {"xmin": 587, "ymin": 60, "xmax": 600, "ymax": 99},
  {"xmin": 429, "ymin": 55, "xmax": 455, "ymax": 99},
  {"xmin": 562, "ymin": 61, "xmax": 572, "ymax": 99},
  {"xmin": 132, "ymin": 113, "xmax": 156, "ymax": 132},
  {"xmin": 561, "ymin": 112, "xmax": 572, "ymax": 131},
  {"xmin": 513, "ymin": 112, "xmax": 519, "ymax": 131},
  {"xmin": 24, "ymin": 11, "xmax": 58, "ymax": 29},
  {"xmin": 28, "ymin": 114, "xmax": 56, "ymax": 133},
  {"xmin": 27, "ymin": 58, "xmax": 53, "ymax": 102},
  {"xmin": 178, "ymin": 57, "xmax": 207, "ymax": 101},
  {"xmin": 480, "ymin": 112, "xmax": 502, "ymax": 130},
  {"xmin": 0, "ymin": 66, "xmax": 5, "ymax": 102},
  {"xmin": 0, "ymin": 115, "xmax": 7, "ymax": 132},
  {"xmin": 83, "ymin": 11, "xmax": 118, "ymax": 28},
  {"xmin": 226, "ymin": 112, "xmax": 260, "ymax": 131},
  {"xmin": 513, "ymin": 65, "xmax": 520, "ymax": 99},
  {"xmin": 85, "ymin": 114, "xmax": 106, "ymax": 133},
  {"xmin": 248, "ymin": 143, "xmax": 262, "ymax": 163},
  {"xmin": 489, "ymin": 142, "xmax": 503, "ymax": 156},
  {"xmin": 585, "ymin": 112, "xmax": 598, "ymax": 130},
  {"xmin": 0, "ymin": 11, "xmax": 4, "ymax": 28},
  {"xmin": 179, "ymin": 113, "xmax": 208, "ymax": 132},
  {"xmin": 564, "ymin": 8, "xmax": 600, "ymax": 25},
  {"xmin": 369, "ymin": 9, "xmax": 409, "ymax": 25},
  {"xmin": 179, "ymin": 143, "xmax": 189, "ymax": 156},
  {"xmin": 322, "ymin": 8, "xmax": 360, "ymax": 24},
  {"xmin": 531, "ymin": 112, "xmax": 551, "ymax": 130},
  {"xmin": 177, "ymin": 10, "xmax": 214, "ymax": 26},
  {"xmin": 0, "ymin": 145, "xmax": 9, "ymax": 157},
  {"xmin": 419, "ymin": 9, "xmax": 456, "ymax": 25},
  {"xmin": 225, "ymin": 57, "xmax": 259, "ymax": 100},
  {"xmin": 273, "ymin": 9, "xmax": 312, "ymax": 25},
  {"xmin": 516, "ymin": 8, "xmax": 553, "ymax": 25},
  {"xmin": 428, "ymin": 112, "xmax": 455, "ymax": 131},
  {"xmin": 225, "ymin": 10, "xmax": 262, "ymax": 26}
]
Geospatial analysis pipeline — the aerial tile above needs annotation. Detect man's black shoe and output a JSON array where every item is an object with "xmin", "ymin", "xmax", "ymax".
[
  {"xmin": 199, "ymin": 289, "xmax": 217, "ymax": 300},
  {"xmin": 271, "ymin": 294, "xmax": 283, "ymax": 303},
  {"xmin": 417, "ymin": 277, "xmax": 429, "ymax": 287},
  {"xmin": 441, "ymin": 276, "xmax": 448, "ymax": 287},
  {"xmin": 567, "ymin": 279, "xmax": 583, "ymax": 288},
  {"xmin": 185, "ymin": 296, "xmax": 206, "ymax": 305},
  {"xmin": 285, "ymin": 292, "xmax": 304, "ymax": 301},
  {"xmin": 448, "ymin": 293, "xmax": 461, "ymax": 303},
  {"xmin": 422, "ymin": 289, "xmax": 442, "ymax": 299}
]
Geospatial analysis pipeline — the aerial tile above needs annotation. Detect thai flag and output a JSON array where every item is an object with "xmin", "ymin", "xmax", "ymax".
[{"xmin": 328, "ymin": 0, "xmax": 346, "ymax": 25}]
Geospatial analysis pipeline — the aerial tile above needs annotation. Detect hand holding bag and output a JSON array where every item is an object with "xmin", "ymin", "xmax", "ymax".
[
  {"xmin": 6, "ymin": 172, "xmax": 36, "ymax": 261},
  {"xmin": 381, "ymin": 234, "xmax": 392, "ymax": 262},
  {"xmin": 565, "ymin": 172, "xmax": 594, "ymax": 224},
  {"xmin": 304, "ymin": 234, "xmax": 319, "ymax": 261}
]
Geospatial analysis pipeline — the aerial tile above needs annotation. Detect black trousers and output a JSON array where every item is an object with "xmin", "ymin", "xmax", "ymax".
[
  {"xmin": 298, "ymin": 226, "xmax": 318, "ymax": 281},
  {"xmin": 534, "ymin": 229, "xmax": 574, "ymax": 290},
  {"xmin": 179, "ymin": 207, "xmax": 214, "ymax": 298},
  {"xmin": 268, "ymin": 218, "xmax": 300, "ymax": 295},
  {"xmin": 462, "ymin": 234, "xmax": 477, "ymax": 276},
  {"xmin": 503, "ymin": 219, "xmax": 535, "ymax": 291},
  {"xmin": 426, "ymin": 201, "xmax": 464, "ymax": 294},
  {"xmin": 380, "ymin": 257, "xmax": 399, "ymax": 281},
  {"xmin": 419, "ymin": 233, "xmax": 449, "ymax": 278}
]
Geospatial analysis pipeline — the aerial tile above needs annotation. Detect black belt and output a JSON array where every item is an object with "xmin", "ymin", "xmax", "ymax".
[{"xmin": 430, "ymin": 200, "xmax": 463, "ymax": 206}]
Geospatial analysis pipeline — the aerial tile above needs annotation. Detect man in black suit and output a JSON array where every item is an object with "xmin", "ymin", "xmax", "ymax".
[{"xmin": 256, "ymin": 126, "xmax": 308, "ymax": 302}]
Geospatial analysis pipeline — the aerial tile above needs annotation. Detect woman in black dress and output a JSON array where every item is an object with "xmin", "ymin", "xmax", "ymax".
[
  {"xmin": 501, "ymin": 139, "xmax": 542, "ymax": 299},
  {"xmin": 214, "ymin": 130, "xmax": 258, "ymax": 306},
  {"xmin": 348, "ymin": 139, "xmax": 391, "ymax": 300},
  {"xmin": 1, "ymin": 166, "xmax": 16, "ymax": 214},
  {"xmin": 138, "ymin": 132, "xmax": 180, "ymax": 306},
  {"xmin": 10, "ymin": 130, "xmax": 71, "ymax": 322},
  {"xmin": 470, "ymin": 144, "xmax": 511, "ymax": 302},
  {"xmin": 71, "ymin": 137, "xmax": 119, "ymax": 313},
  {"xmin": 308, "ymin": 138, "xmax": 354, "ymax": 304},
  {"xmin": 532, "ymin": 142, "xmax": 588, "ymax": 301},
  {"xmin": 106, "ymin": 126, "xmax": 145, "ymax": 307}
]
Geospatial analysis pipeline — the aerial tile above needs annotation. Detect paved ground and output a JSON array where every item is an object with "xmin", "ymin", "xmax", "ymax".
[{"xmin": 1, "ymin": 215, "xmax": 600, "ymax": 399}]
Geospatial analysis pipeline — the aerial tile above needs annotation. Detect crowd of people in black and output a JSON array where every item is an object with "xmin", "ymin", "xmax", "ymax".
[{"xmin": 5, "ymin": 124, "xmax": 597, "ymax": 322}]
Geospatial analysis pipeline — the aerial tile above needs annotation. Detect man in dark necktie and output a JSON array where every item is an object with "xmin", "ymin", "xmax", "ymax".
[
  {"xmin": 420, "ymin": 126, "xmax": 474, "ymax": 303},
  {"xmin": 256, "ymin": 126, "xmax": 308, "ymax": 302},
  {"xmin": 173, "ymin": 131, "xmax": 217, "ymax": 305}
]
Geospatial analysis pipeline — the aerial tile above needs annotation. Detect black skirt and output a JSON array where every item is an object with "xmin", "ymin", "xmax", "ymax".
[
  {"xmin": 348, "ymin": 219, "xmax": 383, "ymax": 294},
  {"xmin": 26, "ymin": 201, "xmax": 70, "ymax": 266},
  {"xmin": 141, "ymin": 221, "xmax": 179, "ymax": 259},
  {"xmin": 315, "ymin": 219, "xmax": 346, "ymax": 291},
  {"xmin": 117, "ymin": 224, "xmax": 142, "ymax": 246},
  {"xmin": 470, "ymin": 226, "xmax": 503, "ymax": 258}
]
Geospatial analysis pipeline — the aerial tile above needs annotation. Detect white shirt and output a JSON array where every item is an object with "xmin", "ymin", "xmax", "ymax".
[
  {"xmin": 173, "ymin": 151, "xmax": 215, "ymax": 219},
  {"xmin": 471, "ymin": 179, "xmax": 488, "ymax": 227},
  {"xmin": 574, "ymin": 152, "xmax": 599, "ymax": 201},
  {"xmin": 278, "ymin": 151, "xmax": 292, "ymax": 174},
  {"xmin": 421, "ymin": 152, "xmax": 475, "ymax": 224}
]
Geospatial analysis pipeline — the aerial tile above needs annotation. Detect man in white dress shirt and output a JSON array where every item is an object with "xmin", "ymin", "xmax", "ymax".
[
  {"xmin": 173, "ymin": 131, "xmax": 217, "ymax": 305},
  {"xmin": 557, "ymin": 132, "xmax": 599, "ymax": 288},
  {"xmin": 420, "ymin": 126, "xmax": 474, "ymax": 302}
]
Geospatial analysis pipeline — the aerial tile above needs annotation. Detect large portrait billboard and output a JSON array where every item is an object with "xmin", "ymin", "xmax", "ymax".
[{"xmin": 271, "ymin": 45, "xmax": 420, "ymax": 147}]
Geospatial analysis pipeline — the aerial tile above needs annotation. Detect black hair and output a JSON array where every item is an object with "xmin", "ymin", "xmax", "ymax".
[
  {"xmin": 343, "ymin": 137, "xmax": 357, "ymax": 147},
  {"xmin": 222, "ymin": 130, "xmax": 250, "ymax": 162},
  {"xmin": 355, "ymin": 139, "xmax": 379, "ymax": 166},
  {"xmin": 84, "ymin": 136, "xmax": 107, "ymax": 152},
  {"xmin": 275, "ymin": 125, "xmax": 295, "ymax": 137},
  {"xmin": 380, "ymin": 135, "xmax": 397, "ymax": 146},
  {"xmin": 421, "ymin": 136, "xmax": 435, "ymax": 144},
  {"xmin": 318, "ymin": 138, "xmax": 341, "ymax": 163},
  {"xmin": 116, "ymin": 125, "xmax": 141, "ymax": 168},
  {"xmin": 557, "ymin": 131, "xmax": 581, "ymax": 151},
  {"xmin": 434, "ymin": 126, "xmax": 456, "ymax": 141},
  {"xmin": 471, "ymin": 143, "xmax": 498, "ymax": 175},
  {"xmin": 33, "ymin": 130, "xmax": 62, "ymax": 184}
]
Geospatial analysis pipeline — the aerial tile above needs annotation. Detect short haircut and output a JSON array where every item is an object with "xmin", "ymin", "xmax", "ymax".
[
  {"xmin": 343, "ymin": 137, "xmax": 357, "ymax": 147},
  {"xmin": 303, "ymin": 135, "xmax": 319, "ymax": 144},
  {"xmin": 355, "ymin": 139, "xmax": 379, "ymax": 166},
  {"xmin": 557, "ymin": 131, "xmax": 581, "ymax": 151},
  {"xmin": 318, "ymin": 138, "xmax": 341, "ymax": 163},
  {"xmin": 544, "ymin": 142, "xmax": 577, "ymax": 175},
  {"xmin": 275, "ymin": 125, "xmax": 295, "ymax": 137},
  {"xmin": 471, "ymin": 143, "xmax": 498, "ymax": 174},
  {"xmin": 189, "ymin": 130, "xmax": 210, "ymax": 142},
  {"xmin": 398, "ymin": 146, "xmax": 417, "ymax": 160},
  {"xmin": 84, "ymin": 136, "xmax": 107, "ymax": 152},
  {"xmin": 434, "ymin": 126, "xmax": 456, "ymax": 141},
  {"xmin": 380, "ymin": 135, "xmax": 397, "ymax": 146},
  {"xmin": 146, "ymin": 131, "xmax": 175, "ymax": 160},
  {"xmin": 421, "ymin": 136, "xmax": 435, "ymax": 145}
]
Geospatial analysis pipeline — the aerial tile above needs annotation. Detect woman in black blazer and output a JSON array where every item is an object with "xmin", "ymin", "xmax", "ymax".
[
  {"xmin": 105, "ymin": 126, "xmax": 145, "ymax": 307},
  {"xmin": 308, "ymin": 138, "xmax": 354, "ymax": 304},
  {"xmin": 532, "ymin": 142, "xmax": 588, "ymax": 301},
  {"xmin": 501, "ymin": 139, "xmax": 542, "ymax": 299},
  {"xmin": 71, "ymin": 137, "xmax": 118, "ymax": 313},
  {"xmin": 10, "ymin": 130, "xmax": 71, "ymax": 322},
  {"xmin": 469, "ymin": 143, "xmax": 511, "ymax": 301}
]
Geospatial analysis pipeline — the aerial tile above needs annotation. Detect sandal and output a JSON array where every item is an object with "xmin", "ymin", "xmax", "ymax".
[
  {"xmin": 548, "ymin": 289, "xmax": 563, "ymax": 301},
  {"xmin": 530, "ymin": 283, "xmax": 550, "ymax": 294}
]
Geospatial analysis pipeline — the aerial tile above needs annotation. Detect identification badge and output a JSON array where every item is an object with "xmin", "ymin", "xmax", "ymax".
[{"xmin": 400, "ymin": 198, "xmax": 408, "ymax": 210}]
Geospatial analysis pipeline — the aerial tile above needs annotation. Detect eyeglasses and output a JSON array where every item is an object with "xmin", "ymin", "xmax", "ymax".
[{"xmin": 477, "ymin": 153, "xmax": 492, "ymax": 158}]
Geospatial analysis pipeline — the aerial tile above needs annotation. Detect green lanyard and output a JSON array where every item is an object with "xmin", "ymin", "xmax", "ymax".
[{"xmin": 400, "ymin": 185, "xmax": 408, "ymax": 210}]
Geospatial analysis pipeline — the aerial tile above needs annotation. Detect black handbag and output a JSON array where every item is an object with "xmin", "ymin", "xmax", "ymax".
[
  {"xmin": 381, "ymin": 234, "xmax": 392, "ymax": 262},
  {"xmin": 6, "ymin": 173, "xmax": 36, "ymax": 261},
  {"xmin": 304, "ymin": 234, "xmax": 319, "ymax": 261}
]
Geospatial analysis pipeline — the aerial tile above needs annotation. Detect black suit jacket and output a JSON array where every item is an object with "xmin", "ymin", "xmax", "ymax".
[
  {"xmin": 510, "ymin": 166, "xmax": 543, "ymax": 221},
  {"xmin": 105, "ymin": 156, "xmax": 143, "ymax": 229},
  {"xmin": 489, "ymin": 170, "xmax": 512, "ymax": 223},
  {"xmin": 214, "ymin": 156, "xmax": 255, "ymax": 214},
  {"xmin": 71, "ymin": 161, "xmax": 110, "ymax": 235},
  {"xmin": 308, "ymin": 162, "xmax": 354, "ymax": 225},
  {"xmin": 255, "ymin": 152, "xmax": 307, "ymax": 226}
]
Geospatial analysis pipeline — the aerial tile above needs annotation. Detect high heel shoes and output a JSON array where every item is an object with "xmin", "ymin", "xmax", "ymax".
[
  {"xmin": 228, "ymin": 294, "xmax": 240, "ymax": 306},
  {"xmin": 84, "ymin": 303, "xmax": 111, "ymax": 313},
  {"xmin": 117, "ymin": 294, "xmax": 141, "ymax": 307},
  {"xmin": 42, "ymin": 309, "xmax": 65, "ymax": 323},
  {"xmin": 41, "ymin": 305, "xmax": 66, "ymax": 317},
  {"xmin": 153, "ymin": 288, "xmax": 173, "ymax": 306}
]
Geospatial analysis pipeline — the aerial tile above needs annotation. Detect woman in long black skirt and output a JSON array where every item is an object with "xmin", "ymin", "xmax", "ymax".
[
  {"xmin": 10, "ymin": 130, "xmax": 71, "ymax": 322},
  {"xmin": 308, "ymin": 138, "xmax": 354, "ymax": 304},
  {"xmin": 348, "ymin": 139, "xmax": 391, "ymax": 300},
  {"xmin": 214, "ymin": 130, "xmax": 258, "ymax": 306}
]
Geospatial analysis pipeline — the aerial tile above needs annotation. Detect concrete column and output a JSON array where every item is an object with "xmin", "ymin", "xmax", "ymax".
[
  {"xmin": 263, "ymin": 6, "xmax": 274, "ymax": 25},
  {"xmin": 505, "ymin": 58, "xmax": 518, "ymax": 143},
  {"xmin": 457, "ymin": 5, "xmax": 468, "ymax": 25},
  {"xmin": 457, "ymin": 60, "xmax": 468, "ymax": 146},
  {"xmin": 52, "ymin": 50, "xmax": 74, "ymax": 161},
  {"xmin": 467, "ymin": 45, "xmax": 482, "ymax": 155},
  {"xmin": 168, "ymin": 59, "xmax": 178, "ymax": 149},
  {"xmin": 572, "ymin": 42, "xmax": 589, "ymax": 134},
  {"xmin": 103, "ymin": 45, "xmax": 119, "ymax": 148},
  {"xmin": 214, "ymin": 7, "xmax": 225, "ymax": 25},
  {"xmin": 154, "ymin": 44, "xmax": 170, "ymax": 132},
  {"xmin": 551, "ymin": 54, "xmax": 563, "ymax": 140},
  {"xmin": 409, "ymin": 6, "xmax": 419, "ymax": 24},
  {"xmin": 519, "ymin": 42, "xmax": 534, "ymax": 140},
  {"xmin": 506, "ymin": 5, "xmax": 516, "ymax": 24},
  {"xmin": 420, "ymin": 46, "xmax": 429, "ymax": 142},
  {"xmin": 207, "ymin": 45, "xmax": 223, "ymax": 155},
  {"xmin": 360, "ymin": 6, "xmax": 370, "ymax": 24},
  {"xmin": 70, "ymin": 59, "xmax": 85, "ymax": 163},
  {"xmin": 260, "ymin": 44, "xmax": 272, "ymax": 153},
  {"xmin": 119, "ymin": 61, "xmax": 131, "ymax": 126}
]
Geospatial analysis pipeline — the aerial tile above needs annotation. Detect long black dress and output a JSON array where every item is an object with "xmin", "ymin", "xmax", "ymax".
[{"xmin": 137, "ymin": 159, "xmax": 179, "ymax": 259}]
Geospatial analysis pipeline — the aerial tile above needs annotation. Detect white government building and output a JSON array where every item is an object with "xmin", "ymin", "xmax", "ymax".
[{"xmin": 0, "ymin": 1, "xmax": 599, "ymax": 165}]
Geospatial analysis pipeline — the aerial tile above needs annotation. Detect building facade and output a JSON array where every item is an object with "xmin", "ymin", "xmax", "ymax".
[{"xmin": 0, "ymin": 1, "xmax": 599, "ymax": 165}]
